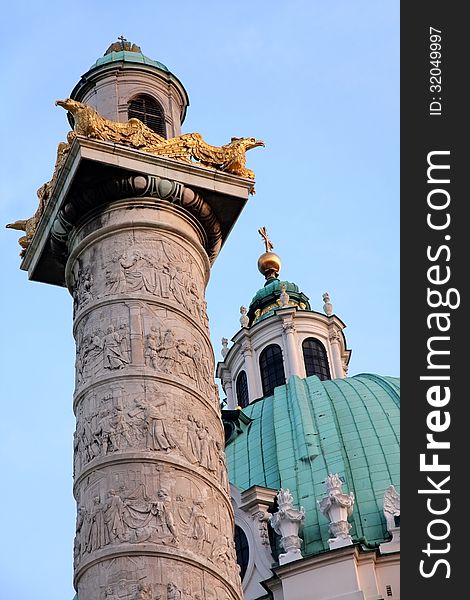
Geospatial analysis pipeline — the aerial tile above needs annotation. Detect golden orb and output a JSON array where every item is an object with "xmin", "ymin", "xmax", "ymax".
[{"xmin": 258, "ymin": 251, "xmax": 281, "ymax": 279}]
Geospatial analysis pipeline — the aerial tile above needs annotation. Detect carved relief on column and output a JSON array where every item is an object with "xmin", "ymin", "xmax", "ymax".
[
  {"xmin": 74, "ymin": 466, "xmax": 241, "ymax": 595},
  {"xmin": 73, "ymin": 382, "xmax": 228, "ymax": 486},
  {"xmin": 68, "ymin": 198, "xmax": 240, "ymax": 600},
  {"xmin": 71, "ymin": 233, "xmax": 210, "ymax": 335},
  {"xmin": 74, "ymin": 304, "xmax": 215, "ymax": 402},
  {"xmin": 74, "ymin": 307, "xmax": 132, "ymax": 388},
  {"xmin": 72, "ymin": 263, "xmax": 94, "ymax": 316},
  {"xmin": 76, "ymin": 555, "xmax": 237, "ymax": 600}
]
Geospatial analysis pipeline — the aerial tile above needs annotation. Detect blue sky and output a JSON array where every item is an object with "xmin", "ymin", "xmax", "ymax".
[{"xmin": 0, "ymin": 2, "xmax": 399, "ymax": 599}]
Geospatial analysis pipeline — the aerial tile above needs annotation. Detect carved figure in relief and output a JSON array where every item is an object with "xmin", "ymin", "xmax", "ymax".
[
  {"xmin": 189, "ymin": 280, "xmax": 201, "ymax": 313},
  {"xmin": 158, "ymin": 330, "xmax": 178, "ymax": 372},
  {"xmin": 175, "ymin": 338, "xmax": 197, "ymax": 381},
  {"xmin": 119, "ymin": 250, "xmax": 169, "ymax": 296},
  {"xmin": 167, "ymin": 583, "xmax": 182, "ymax": 600},
  {"xmin": 200, "ymin": 300, "xmax": 210, "ymax": 331},
  {"xmin": 121, "ymin": 484, "xmax": 179, "ymax": 546},
  {"xmin": 136, "ymin": 583, "xmax": 157, "ymax": 600},
  {"xmin": 168, "ymin": 264, "xmax": 188, "ymax": 309},
  {"xmin": 180, "ymin": 499, "xmax": 214, "ymax": 553},
  {"xmin": 99, "ymin": 407, "xmax": 115, "ymax": 455},
  {"xmin": 73, "ymin": 266, "xmax": 94, "ymax": 312},
  {"xmin": 102, "ymin": 244, "xmax": 197, "ymax": 302},
  {"xmin": 132, "ymin": 394, "xmax": 176, "ymax": 452},
  {"xmin": 87, "ymin": 496, "xmax": 109, "ymax": 552},
  {"xmin": 103, "ymin": 255, "xmax": 125, "ymax": 295},
  {"xmin": 83, "ymin": 413, "xmax": 101, "ymax": 462},
  {"xmin": 74, "ymin": 507, "xmax": 86, "ymax": 560},
  {"xmin": 210, "ymin": 534, "xmax": 239, "ymax": 578},
  {"xmin": 185, "ymin": 415, "xmax": 201, "ymax": 463},
  {"xmin": 145, "ymin": 326, "xmax": 161, "ymax": 369},
  {"xmin": 198, "ymin": 426, "xmax": 217, "ymax": 472},
  {"xmin": 76, "ymin": 331, "xmax": 103, "ymax": 384},
  {"xmin": 110, "ymin": 406, "xmax": 134, "ymax": 450},
  {"xmin": 105, "ymin": 586, "xmax": 120, "ymax": 600},
  {"xmin": 104, "ymin": 489, "xmax": 128, "ymax": 543},
  {"xmin": 152, "ymin": 489, "xmax": 179, "ymax": 544},
  {"xmin": 216, "ymin": 441, "xmax": 230, "ymax": 491},
  {"xmin": 104, "ymin": 325, "xmax": 129, "ymax": 369},
  {"xmin": 119, "ymin": 323, "xmax": 131, "ymax": 362}
]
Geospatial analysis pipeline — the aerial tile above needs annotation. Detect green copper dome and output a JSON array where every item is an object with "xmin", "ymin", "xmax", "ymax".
[
  {"xmin": 91, "ymin": 50, "xmax": 169, "ymax": 72},
  {"xmin": 225, "ymin": 373, "xmax": 400, "ymax": 555},
  {"xmin": 247, "ymin": 278, "xmax": 311, "ymax": 325}
]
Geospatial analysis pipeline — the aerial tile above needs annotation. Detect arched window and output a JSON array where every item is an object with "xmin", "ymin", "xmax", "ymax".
[
  {"xmin": 302, "ymin": 338, "xmax": 331, "ymax": 380},
  {"xmin": 234, "ymin": 525, "xmax": 250, "ymax": 581},
  {"xmin": 236, "ymin": 370, "xmax": 249, "ymax": 408},
  {"xmin": 128, "ymin": 94, "xmax": 166, "ymax": 137},
  {"xmin": 259, "ymin": 344, "xmax": 286, "ymax": 397}
]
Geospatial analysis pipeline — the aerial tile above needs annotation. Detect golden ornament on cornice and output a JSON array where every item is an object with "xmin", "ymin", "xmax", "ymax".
[
  {"xmin": 6, "ymin": 98, "xmax": 264, "ymax": 256},
  {"xmin": 252, "ymin": 299, "xmax": 306, "ymax": 325},
  {"xmin": 55, "ymin": 99, "xmax": 264, "ymax": 183}
]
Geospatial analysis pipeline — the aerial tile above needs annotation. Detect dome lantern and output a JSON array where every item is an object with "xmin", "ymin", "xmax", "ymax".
[{"xmin": 69, "ymin": 38, "xmax": 189, "ymax": 138}]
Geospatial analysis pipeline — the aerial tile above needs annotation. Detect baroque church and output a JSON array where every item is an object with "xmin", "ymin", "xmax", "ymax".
[{"xmin": 9, "ymin": 40, "xmax": 400, "ymax": 600}]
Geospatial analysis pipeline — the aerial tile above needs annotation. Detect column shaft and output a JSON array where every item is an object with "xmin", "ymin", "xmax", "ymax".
[{"xmin": 69, "ymin": 198, "xmax": 242, "ymax": 600}]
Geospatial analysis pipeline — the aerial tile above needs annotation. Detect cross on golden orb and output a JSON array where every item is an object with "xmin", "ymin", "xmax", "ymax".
[
  {"xmin": 258, "ymin": 226, "xmax": 274, "ymax": 252},
  {"xmin": 118, "ymin": 35, "xmax": 128, "ymax": 47}
]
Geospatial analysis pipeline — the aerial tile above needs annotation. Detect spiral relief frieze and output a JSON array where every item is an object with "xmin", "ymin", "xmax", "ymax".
[{"xmin": 68, "ymin": 199, "xmax": 241, "ymax": 600}]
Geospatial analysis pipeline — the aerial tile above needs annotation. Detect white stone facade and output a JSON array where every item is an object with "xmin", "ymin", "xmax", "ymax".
[
  {"xmin": 231, "ymin": 485, "xmax": 278, "ymax": 599},
  {"xmin": 264, "ymin": 546, "xmax": 400, "ymax": 600}
]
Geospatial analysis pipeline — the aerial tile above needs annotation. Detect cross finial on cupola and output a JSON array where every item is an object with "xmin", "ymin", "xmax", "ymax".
[
  {"xmin": 257, "ymin": 226, "xmax": 281, "ymax": 281},
  {"xmin": 258, "ymin": 226, "xmax": 274, "ymax": 253}
]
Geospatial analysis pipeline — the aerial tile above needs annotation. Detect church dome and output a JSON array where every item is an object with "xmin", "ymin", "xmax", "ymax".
[
  {"xmin": 225, "ymin": 373, "xmax": 400, "ymax": 553},
  {"xmin": 90, "ymin": 49, "xmax": 170, "ymax": 72},
  {"xmin": 247, "ymin": 278, "xmax": 311, "ymax": 325}
]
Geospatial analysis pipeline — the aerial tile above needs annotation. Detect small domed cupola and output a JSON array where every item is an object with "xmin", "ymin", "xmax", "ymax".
[
  {"xmin": 217, "ymin": 228, "xmax": 352, "ymax": 408},
  {"xmin": 68, "ymin": 37, "xmax": 189, "ymax": 138}
]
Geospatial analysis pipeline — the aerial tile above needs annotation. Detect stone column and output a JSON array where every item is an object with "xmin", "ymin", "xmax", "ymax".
[
  {"xmin": 329, "ymin": 329, "xmax": 345, "ymax": 379},
  {"xmin": 222, "ymin": 375, "xmax": 235, "ymax": 409},
  {"xmin": 69, "ymin": 195, "xmax": 242, "ymax": 600},
  {"xmin": 281, "ymin": 315, "xmax": 303, "ymax": 379},
  {"xmin": 241, "ymin": 339, "xmax": 261, "ymax": 400}
]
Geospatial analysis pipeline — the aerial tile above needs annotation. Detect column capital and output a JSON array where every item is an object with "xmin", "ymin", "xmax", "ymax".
[
  {"xmin": 282, "ymin": 320, "xmax": 296, "ymax": 334},
  {"xmin": 19, "ymin": 137, "xmax": 252, "ymax": 287}
]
